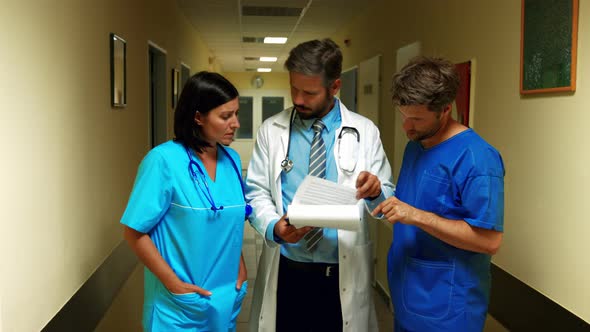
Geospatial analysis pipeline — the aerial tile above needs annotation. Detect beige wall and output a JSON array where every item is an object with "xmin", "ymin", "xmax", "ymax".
[
  {"xmin": 0, "ymin": 1, "xmax": 213, "ymax": 331},
  {"xmin": 333, "ymin": 0, "xmax": 590, "ymax": 323}
]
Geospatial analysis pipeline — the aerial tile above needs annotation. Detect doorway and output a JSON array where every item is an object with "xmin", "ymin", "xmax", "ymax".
[{"xmin": 148, "ymin": 43, "xmax": 167, "ymax": 148}]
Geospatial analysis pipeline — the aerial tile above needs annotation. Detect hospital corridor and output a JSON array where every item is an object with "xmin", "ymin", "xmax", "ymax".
[{"xmin": 3, "ymin": 0, "xmax": 590, "ymax": 331}]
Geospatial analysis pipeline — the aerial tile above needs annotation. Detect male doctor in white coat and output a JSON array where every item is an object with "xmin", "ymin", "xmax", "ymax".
[{"xmin": 246, "ymin": 38, "xmax": 394, "ymax": 332}]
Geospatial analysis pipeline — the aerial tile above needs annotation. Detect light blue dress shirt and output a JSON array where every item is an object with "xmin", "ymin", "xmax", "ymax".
[{"xmin": 262, "ymin": 100, "xmax": 339, "ymax": 263}]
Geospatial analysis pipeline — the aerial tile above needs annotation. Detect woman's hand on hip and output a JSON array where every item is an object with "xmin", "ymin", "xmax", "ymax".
[
  {"xmin": 167, "ymin": 280, "xmax": 212, "ymax": 297},
  {"xmin": 236, "ymin": 253, "xmax": 248, "ymax": 290}
]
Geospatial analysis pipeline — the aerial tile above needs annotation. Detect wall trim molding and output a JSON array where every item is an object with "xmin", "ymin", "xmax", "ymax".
[
  {"xmin": 40, "ymin": 244, "xmax": 590, "ymax": 332},
  {"xmin": 41, "ymin": 241, "xmax": 138, "ymax": 332},
  {"xmin": 490, "ymin": 263, "xmax": 589, "ymax": 331}
]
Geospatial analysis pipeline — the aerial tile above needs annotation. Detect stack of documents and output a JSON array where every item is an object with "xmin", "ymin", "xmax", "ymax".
[{"xmin": 288, "ymin": 176, "xmax": 361, "ymax": 231}]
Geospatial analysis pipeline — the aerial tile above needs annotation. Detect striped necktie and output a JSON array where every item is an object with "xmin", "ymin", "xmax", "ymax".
[{"xmin": 303, "ymin": 119, "xmax": 326, "ymax": 251}]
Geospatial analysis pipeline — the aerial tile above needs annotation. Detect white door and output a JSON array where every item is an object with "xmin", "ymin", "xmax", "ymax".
[
  {"xmin": 357, "ymin": 55, "xmax": 381, "ymax": 284},
  {"xmin": 340, "ymin": 66, "xmax": 358, "ymax": 113},
  {"xmin": 374, "ymin": 41, "xmax": 423, "ymax": 297},
  {"xmin": 148, "ymin": 42, "xmax": 168, "ymax": 147},
  {"xmin": 358, "ymin": 55, "xmax": 381, "ymax": 126},
  {"xmin": 393, "ymin": 41, "xmax": 421, "ymax": 175},
  {"xmin": 0, "ymin": 293, "xmax": 3, "ymax": 332}
]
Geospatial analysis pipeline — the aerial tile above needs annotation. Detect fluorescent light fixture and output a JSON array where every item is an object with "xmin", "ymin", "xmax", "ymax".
[
  {"xmin": 260, "ymin": 57, "xmax": 278, "ymax": 62},
  {"xmin": 263, "ymin": 37, "xmax": 287, "ymax": 44},
  {"xmin": 257, "ymin": 68, "xmax": 272, "ymax": 72}
]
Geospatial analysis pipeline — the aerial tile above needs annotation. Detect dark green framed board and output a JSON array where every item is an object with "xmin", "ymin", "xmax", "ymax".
[{"xmin": 520, "ymin": 0, "xmax": 578, "ymax": 94}]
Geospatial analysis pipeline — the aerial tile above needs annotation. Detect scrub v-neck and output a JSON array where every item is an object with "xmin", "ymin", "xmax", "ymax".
[{"xmin": 195, "ymin": 146, "xmax": 220, "ymax": 184}]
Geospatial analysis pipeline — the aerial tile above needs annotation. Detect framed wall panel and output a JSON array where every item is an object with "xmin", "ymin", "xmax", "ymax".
[{"xmin": 520, "ymin": 0, "xmax": 578, "ymax": 94}]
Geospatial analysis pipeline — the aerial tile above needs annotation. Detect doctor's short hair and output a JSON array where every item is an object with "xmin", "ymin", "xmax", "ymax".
[
  {"xmin": 390, "ymin": 56, "xmax": 460, "ymax": 113},
  {"xmin": 285, "ymin": 38, "xmax": 342, "ymax": 87},
  {"xmin": 174, "ymin": 71, "xmax": 238, "ymax": 153}
]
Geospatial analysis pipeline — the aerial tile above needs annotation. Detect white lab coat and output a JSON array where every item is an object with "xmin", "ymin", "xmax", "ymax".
[{"xmin": 246, "ymin": 99, "xmax": 394, "ymax": 332}]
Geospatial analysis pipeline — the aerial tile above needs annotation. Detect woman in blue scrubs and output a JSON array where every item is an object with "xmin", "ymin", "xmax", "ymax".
[{"xmin": 121, "ymin": 72, "xmax": 249, "ymax": 331}]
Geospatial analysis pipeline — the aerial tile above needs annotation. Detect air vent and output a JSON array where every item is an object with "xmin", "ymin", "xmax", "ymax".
[
  {"xmin": 245, "ymin": 68, "xmax": 256, "ymax": 72},
  {"xmin": 244, "ymin": 57, "xmax": 259, "ymax": 61},
  {"xmin": 242, "ymin": 6, "xmax": 302, "ymax": 17},
  {"xmin": 242, "ymin": 36, "xmax": 265, "ymax": 43}
]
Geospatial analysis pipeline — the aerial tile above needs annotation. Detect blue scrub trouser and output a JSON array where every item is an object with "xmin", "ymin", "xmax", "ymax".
[{"xmin": 394, "ymin": 319, "xmax": 413, "ymax": 332}]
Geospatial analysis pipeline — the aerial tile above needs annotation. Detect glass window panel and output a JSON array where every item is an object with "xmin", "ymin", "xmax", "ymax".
[
  {"xmin": 262, "ymin": 96, "xmax": 284, "ymax": 122},
  {"xmin": 236, "ymin": 96, "xmax": 253, "ymax": 139}
]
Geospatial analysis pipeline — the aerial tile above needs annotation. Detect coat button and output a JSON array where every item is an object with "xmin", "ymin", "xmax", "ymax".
[
  {"xmin": 343, "ymin": 255, "xmax": 347, "ymax": 259},
  {"xmin": 343, "ymin": 288, "xmax": 346, "ymax": 292},
  {"xmin": 345, "ymin": 321, "xmax": 349, "ymax": 325}
]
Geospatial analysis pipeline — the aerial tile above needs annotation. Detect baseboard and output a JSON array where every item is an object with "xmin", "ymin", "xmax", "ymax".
[
  {"xmin": 41, "ymin": 241, "xmax": 138, "ymax": 332},
  {"xmin": 38, "ymin": 243, "xmax": 590, "ymax": 331},
  {"xmin": 489, "ymin": 263, "xmax": 589, "ymax": 331}
]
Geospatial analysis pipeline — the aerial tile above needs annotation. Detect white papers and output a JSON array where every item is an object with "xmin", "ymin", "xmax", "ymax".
[
  {"xmin": 288, "ymin": 176, "xmax": 361, "ymax": 231},
  {"xmin": 291, "ymin": 176, "xmax": 358, "ymax": 205},
  {"xmin": 288, "ymin": 204, "xmax": 361, "ymax": 231}
]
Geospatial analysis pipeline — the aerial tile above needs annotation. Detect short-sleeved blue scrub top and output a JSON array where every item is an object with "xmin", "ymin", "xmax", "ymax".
[
  {"xmin": 121, "ymin": 141, "xmax": 248, "ymax": 332},
  {"xmin": 388, "ymin": 129, "xmax": 505, "ymax": 332}
]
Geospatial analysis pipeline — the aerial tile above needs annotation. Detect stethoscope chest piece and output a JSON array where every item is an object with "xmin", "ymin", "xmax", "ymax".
[{"xmin": 281, "ymin": 158, "xmax": 294, "ymax": 173}]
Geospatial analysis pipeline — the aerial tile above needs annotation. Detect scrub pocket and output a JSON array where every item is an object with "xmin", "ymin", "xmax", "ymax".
[
  {"xmin": 150, "ymin": 284, "xmax": 211, "ymax": 331},
  {"xmin": 417, "ymin": 172, "xmax": 451, "ymax": 215},
  {"xmin": 229, "ymin": 281, "xmax": 248, "ymax": 327},
  {"xmin": 402, "ymin": 256, "xmax": 454, "ymax": 320}
]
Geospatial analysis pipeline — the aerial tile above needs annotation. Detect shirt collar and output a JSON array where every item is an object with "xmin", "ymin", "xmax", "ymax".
[{"xmin": 295, "ymin": 98, "xmax": 340, "ymax": 133}]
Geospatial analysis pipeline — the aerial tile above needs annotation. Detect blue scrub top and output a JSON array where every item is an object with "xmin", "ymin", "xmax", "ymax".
[
  {"xmin": 121, "ymin": 140, "xmax": 248, "ymax": 332},
  {"xmin": 388, "ymin": 129, "xmax": 505, "ymax": 332}
]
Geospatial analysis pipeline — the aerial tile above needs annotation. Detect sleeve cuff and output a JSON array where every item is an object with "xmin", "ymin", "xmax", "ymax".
[
  {"xmin": 364, "ymin": 190, "xmax": 387, "ymax": 219},
  {"xmin": 265, "ymin": 219, "xmax": 284, "ymax": 243}
]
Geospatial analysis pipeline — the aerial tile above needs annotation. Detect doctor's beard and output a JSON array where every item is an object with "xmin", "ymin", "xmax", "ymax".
[{"xmin": 293, "ymin": 94, "xmax": 334, "ymax": 120}]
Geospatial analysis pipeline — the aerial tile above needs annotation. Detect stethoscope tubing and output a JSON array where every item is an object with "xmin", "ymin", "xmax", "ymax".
[
  {"xmin": 281, "ymin": 108, "xmax": 360, "ymax": 173},
  {"xmin": 186, "ymin": 145, "xmax": 252, "ymax": 216}
]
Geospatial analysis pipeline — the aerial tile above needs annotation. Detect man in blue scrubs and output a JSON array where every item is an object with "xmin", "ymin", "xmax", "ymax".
[{"xmin": 372, "ymin": 56, "xmax": 505, "ymax": 332}]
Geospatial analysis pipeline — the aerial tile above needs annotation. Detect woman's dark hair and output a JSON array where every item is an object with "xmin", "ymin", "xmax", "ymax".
[{"xmin": 173, "ymin": 71, "xmax": 239, "ymax": 153}]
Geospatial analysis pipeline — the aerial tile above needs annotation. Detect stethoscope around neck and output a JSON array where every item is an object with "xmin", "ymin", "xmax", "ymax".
[
  {"xmin": 186, "ymin": 145, "xmax": 252, "ymax": 217},
  {"xmin": 280, "ymin": 108, "xmax": 298, "ymax": 173},
  {"xmin": 281, "ymin": 107, "xmax": 361, "ymax": 174}
]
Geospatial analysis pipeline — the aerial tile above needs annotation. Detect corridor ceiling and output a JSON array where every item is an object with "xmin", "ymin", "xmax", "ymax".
[{"xmin": 176, "ymin": 0, "xmax": 379, "ymax": 72}]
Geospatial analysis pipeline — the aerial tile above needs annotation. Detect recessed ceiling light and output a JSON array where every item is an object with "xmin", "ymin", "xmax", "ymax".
[
  {"xmin": 264, "ymin": 37, "xmax": 287, "ymax": 44},
  {"xmin": 257, "ymin": 68, "xmax": 272, "ymax": 72},
  {"xmin": 260, "ymin": 57, "xmax": 278, "ymax": 62}
]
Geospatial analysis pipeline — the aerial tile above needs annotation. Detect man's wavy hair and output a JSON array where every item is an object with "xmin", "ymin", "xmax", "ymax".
[
  {"xmin": 285, "ymin": 38, "xmax": 342, "ymax": 87},
  {"xmin": 391, "ymin": 56, "xmax": 460, "ymax": 112}
]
